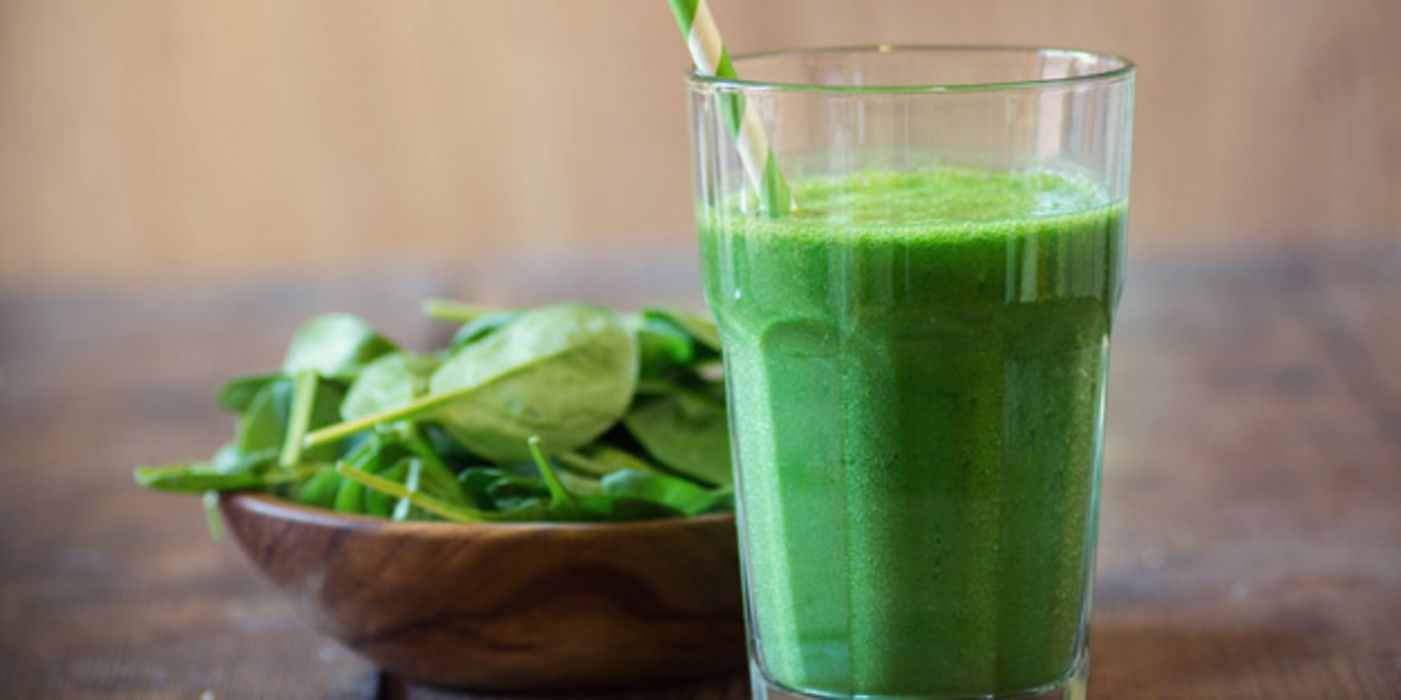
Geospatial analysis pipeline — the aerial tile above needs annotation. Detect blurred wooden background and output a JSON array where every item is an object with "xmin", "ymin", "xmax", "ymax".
[{"xmin": 1, "ymin": 0, "xmax": 1398, "ymax": 289}]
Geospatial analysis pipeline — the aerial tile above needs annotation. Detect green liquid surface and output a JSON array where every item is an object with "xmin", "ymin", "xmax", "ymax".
[{"xmin": 699, "ymin": 166, "xmax": 1125, "ymax": 697}]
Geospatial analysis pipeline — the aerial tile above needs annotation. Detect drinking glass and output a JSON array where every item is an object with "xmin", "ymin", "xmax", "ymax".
[{"xmin": 686, "ymin": 46, "xmax": 1135, "ymax": 700}]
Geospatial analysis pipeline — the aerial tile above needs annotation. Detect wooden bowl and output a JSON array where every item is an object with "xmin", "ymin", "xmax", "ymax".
[{"xmin": 219, "ymin": 493, "xmax": 745, "ymax": 691}]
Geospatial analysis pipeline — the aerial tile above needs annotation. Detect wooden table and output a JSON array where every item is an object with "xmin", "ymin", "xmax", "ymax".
[{"xmin": 2, "ymin": 249, "xmax": 1398, "ymax": 699}]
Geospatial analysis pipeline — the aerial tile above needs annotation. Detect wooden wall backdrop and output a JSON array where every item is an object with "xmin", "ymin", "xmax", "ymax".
[{"xmin": 1, "ymin": 0, "xmax": 1398, "ymax": 288}]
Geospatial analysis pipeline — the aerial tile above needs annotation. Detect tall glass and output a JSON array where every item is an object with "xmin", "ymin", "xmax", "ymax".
[{"xmin": 686, "ymin": 47, "xmax": 1135, "ymax": 699}]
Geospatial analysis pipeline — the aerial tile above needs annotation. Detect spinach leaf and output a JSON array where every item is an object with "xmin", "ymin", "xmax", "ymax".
[
  {"xmin": 555, "ymin": 469, "xmax": 601, "ymax": 496},
  {"xmin": 362, "ymin": 460, "xmax": 408, "ymax": 517},
  {"xmin": 337, "ymin": 430, "xmax": 468, "ymax": 506},
  {"xmin": 296, "ymin": 435, "xmax": 394, "ymax": 508},
  {"xmin": 631, "ymin": 313, "xmax": 694, "ymax": 380},
  {"xmin": 311, "ymin": 304, "xmax": 637, "ymax": 463},
  {"xmin": 429, "ymin": 305, "xmax": 637, "ymax": 461},
  {"xmin": 131, "ymin": 464, "xmax": 260, "ymax": 492},
  {"xmin": 396, "ymin": 427, "xmax": 471, "ymax": 505},
  {"xmin": 622, "ymin": 388, "xmax": 732, "ymax": 487},
  {"xmin": 134, "ymin": 462, "xmax": 315, "ymax": 493},
  {"xmin": 601, "ymin": 469, "xmax": 725, "ymax": 516},
  {"xmin": 236, "ymin": 380, "xmax": 290, "ymax": 454},
  {"xmin": 459, "ymin": 467, "xmax": 549, "ymax": 512},
  {"xmin": 449, "ymin": 311, "xmax": 522, "ymax": 352},
  {"xmin": 283, "ymin": 313, "xmax": 397, "ymax": 379},
  {"xmin": 216, "ymin": 372, "xmax": 283, "ymax": 414},
  {"xmin": 211, "ymin": 444, "xmax": 278, "ymax": 475},
  {"xmin": 336, "ymin": 463, "xmax": 539, "ymax": 523},
  {"xmin": 523, "ymin": 438, "xmax": 685, "ymax": 521},
  {"xmin": 333, "ymin": 473, "xmax": 368, "ymax": 513},
  {"xmin": 641, "ymin": 307, "xmax": 721, "ymax": 355},
  {"xmin": 326, "ymin": 438, "xmax": 411, "ymax": 515},
  {"xmin": 237, "ymin": 378, "xmax": 348, "ymax": 459},
  {"xmin": 340, "ymin": 353, "xmax": 440, "ymax": 421},
  {"xmin": 635, "ymin": 377, "xmax": 678, "ymax": 396},
  {"xmin": 421, "ymin": 423, "xmax": 480, "ymax": 467},
  {"xmin": 558, "ymin": 443, "xmax": 660, "ymax": 478},
  {"xmin": 294, "ymin": 467, "xmax": 344, "ymax": 508},
  {"xmin": 701, "ymin": 487, "xmax": 736, "ymax": 514},
  {"xmin": 459, "ymin": 468, "xmax": 507, "ymax": 509},
  {"xmin": 133, "ymin": 464, "xmax": 255, "ymax": 493}
]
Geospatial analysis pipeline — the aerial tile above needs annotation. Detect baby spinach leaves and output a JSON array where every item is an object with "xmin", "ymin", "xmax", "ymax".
[
  {"xmin": 236, "ymin": 376, "xmax": 347, "ymax": 460},
  {"xmin": 135, "ymin": 300, "xmax": 735, "ymax": 524},
  {"xmin": 641, "ymin": 307, "xmax": 721, "ymax": 354},
  {"xmin": 633, "ymin": 315, "xmax": 695, "ymax": 381},
  {"xmin": 558, "ymin": 443, "xmax": 660, "ymax": 478},
  {"xmin": 305, "ymin": 304, "xmax": 638, "ymax": 461},
  {"xmin": 283, "ymin": 313, "xmax": 398, "ymax": 379},
  {"xmin": 623, "ymin": 387, "xmax": 733, "ymax": 487},
  {"xmin": 340, "ymin": 353, "xmax": 440, "ymax": 421},
  {"xmin": 337, "ymin": 463, "xmax": 499, "ymax": 523},
  {"xmin": 216, "ymin": 372, "xmax": 283, "ymax": 413},
  {"xmin": 134, "ymin": 462, "xmax": 315, "ymax": 493},
  {"xmin": 630, "ymin": 307, "xmax": 722, "ymax": 388},
  {"xmin": 601, "ymin": 469, "xmax": 730, "ymax": 516},
  {"xmin": 449, "ymin": 311, "xmax": 522, "ymax": 352},
  {"xmin": 294, "ymin": 467, "xmax": 346, "ymax": 509},
  {"xmin": 426, "ymin": 304, "xmax": 637, "ymax": 461}
]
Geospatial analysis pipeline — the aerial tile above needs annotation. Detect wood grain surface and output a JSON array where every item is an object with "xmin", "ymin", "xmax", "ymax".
[{"xmin": 1, "ymin": 249, "xmax": 1399, "ymax": 698}]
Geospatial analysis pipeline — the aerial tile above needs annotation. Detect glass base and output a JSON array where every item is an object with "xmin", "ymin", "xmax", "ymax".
[{"xmin": 750, "ymin": 659, "xmax": 1088, "ymax": 700}]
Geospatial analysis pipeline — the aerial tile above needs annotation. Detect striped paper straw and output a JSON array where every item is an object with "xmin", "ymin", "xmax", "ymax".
[{"xmin": 668, "ymin": 0, "xmax": 796, "ymax": 215}]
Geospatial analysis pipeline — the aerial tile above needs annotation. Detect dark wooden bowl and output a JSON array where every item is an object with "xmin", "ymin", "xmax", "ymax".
[{"xmin": 219, "ymin": 493, "xmax": 745, "ymax": 691}]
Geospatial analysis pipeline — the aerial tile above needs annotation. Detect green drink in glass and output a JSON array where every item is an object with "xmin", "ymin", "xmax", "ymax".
[{"xmin": 686, "ymin": 47, "xmax": 1135, "ymax": 699}]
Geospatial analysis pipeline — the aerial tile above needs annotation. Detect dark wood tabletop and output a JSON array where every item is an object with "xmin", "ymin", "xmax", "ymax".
[{"xmin": 2, "ymin": 247, "xmax": 1398, "ymax": 699}]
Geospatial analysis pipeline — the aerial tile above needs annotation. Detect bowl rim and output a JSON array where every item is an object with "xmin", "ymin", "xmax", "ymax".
[{"xmin": 221, "ymin": 492, "xmax": 735, "ymax": 534}]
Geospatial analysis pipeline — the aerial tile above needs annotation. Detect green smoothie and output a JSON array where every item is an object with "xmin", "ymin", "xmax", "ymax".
[{"xmin": 699, "ymin": 166, "xmax": 1125, "ymax": 698}]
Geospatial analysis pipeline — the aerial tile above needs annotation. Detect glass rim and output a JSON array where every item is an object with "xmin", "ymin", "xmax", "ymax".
[{"xmin": 686, "ymin": 44, "xmax": 1136, "ymax": 95}]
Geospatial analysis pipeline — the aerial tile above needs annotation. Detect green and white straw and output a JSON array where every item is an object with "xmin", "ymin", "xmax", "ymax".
[{"xmin": 668, "ymin": 0, "xmax": 796, "ymax": 215}]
